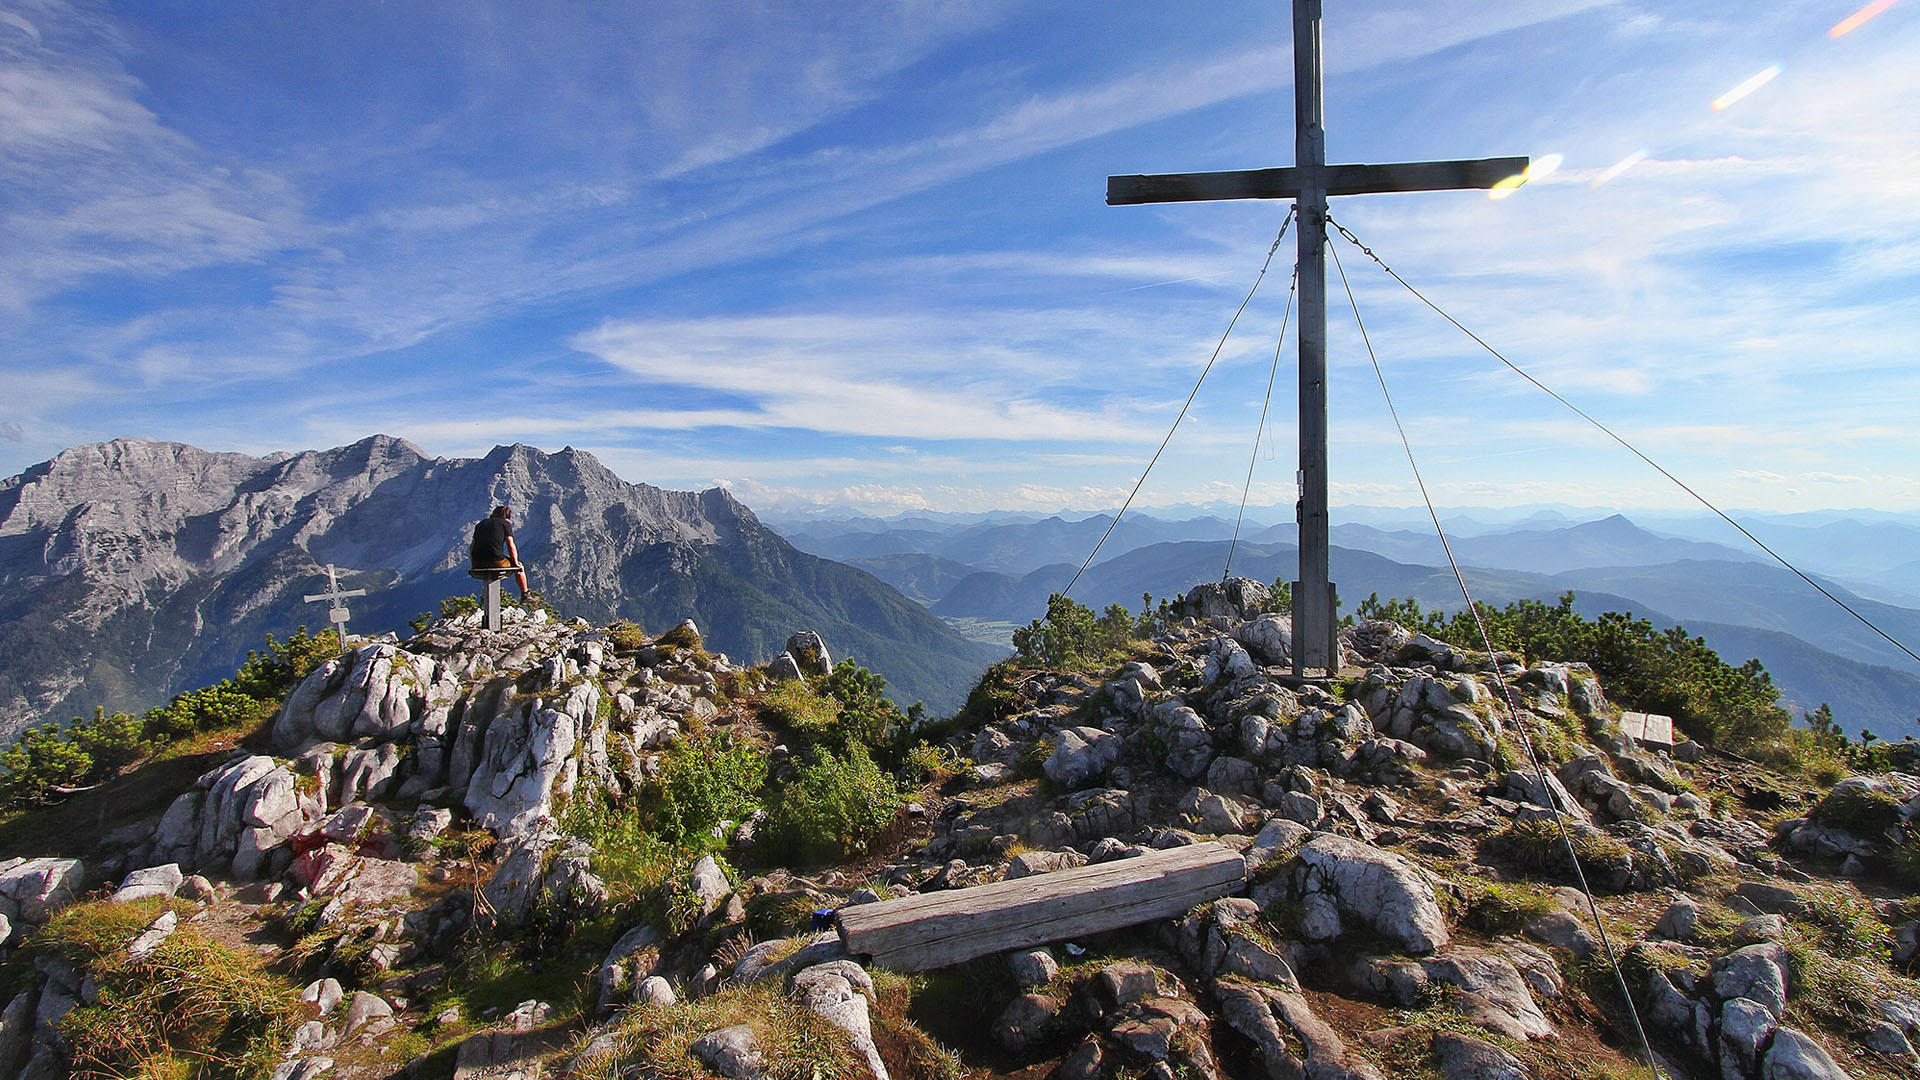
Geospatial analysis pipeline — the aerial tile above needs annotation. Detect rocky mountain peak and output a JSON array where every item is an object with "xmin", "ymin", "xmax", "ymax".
[{"xmin": 0, "ymin": 580, "xmax": 1909, "ymax": 1080}]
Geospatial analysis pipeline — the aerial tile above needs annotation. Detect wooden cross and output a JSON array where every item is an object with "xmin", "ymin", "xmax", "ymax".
[
  {"xmin": 303, "ymin": 563, "xmax": 367, "ymax": 645},
  {"xmin": 1108, "ymin": 0, "xmax": 1527, "ymax": 677}
]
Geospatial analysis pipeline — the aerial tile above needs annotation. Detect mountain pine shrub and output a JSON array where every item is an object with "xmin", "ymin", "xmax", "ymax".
[
  {"xmin": 760, "ymin": 743, "xmax": 903, "ymax": 864},
  {"xmin": 0, "ymin": 628, "xmax": 337, "ymax": 809},
  {"xmin": 1012, "ymin": 594, "xmax": 1136, "ymax": 670}
]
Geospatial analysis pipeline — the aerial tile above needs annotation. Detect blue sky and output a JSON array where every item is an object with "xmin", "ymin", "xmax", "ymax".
[{"xmin": 3, "ymin": 0, "xmax": 1916, "ymax": 516}]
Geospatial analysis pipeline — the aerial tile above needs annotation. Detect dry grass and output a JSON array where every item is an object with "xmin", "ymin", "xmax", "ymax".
[
  {"xmin": 38, "ymin": 896, "xmax": 301, "ymax": 1080},
  {"xmin": 571, "ymin": 981, "xmax": 860, "ymax": 1080}
]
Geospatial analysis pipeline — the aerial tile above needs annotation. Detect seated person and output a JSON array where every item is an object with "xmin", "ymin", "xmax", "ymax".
[{"xmin": 469, "ymin": 505, "xmax": 530, "ymax": 598}]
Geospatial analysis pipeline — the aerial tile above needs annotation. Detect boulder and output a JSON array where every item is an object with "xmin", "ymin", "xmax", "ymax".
[
  {"xmin": 1290, "ymin": 834, "xmax": 1449, "ymax": 955},
  {"xmin": 1179, "ymin": 578, "xmax": 1272, "ymax": 622},
  {"xmin": 1712, "ymin": 942, "xmax": 1789, "ymax": 1019},
  {"xmin": 1008, "ymin": 948, "xmax": 1058, "ymax": 988},
  {"xmin": 1233, "ymin": 613, "xmax": 1295, "ymax": 666},
  {"xmin": 1431, "ymin": 1031, "xmax": 1531, "ymax": 1080},
  {"xmin": 464, "ymin": 681, "xmax": 596, "ymax": 838},
  {"xmin": 0, "ymin": 858, "xmax": 86, "ymax": 925},
  {"xmin": 784, "ymin": 632, "xmax": 833, "ymax": 677},
  {"xmin": 1045, "ymin": 727, "xmax": 1121, "ymax": 789},
  {"xmin": 1761, "ymin": 1027, "xmax": 1852, "ymax": 1080},
  {"xmin": 111, "ymin": 864, "xmax": 183, "ymax": 903},
  {"xmin": 790, "ymin": 962, "xmax": 886, "ymax": 1080},
  {"xmin": 1214, "ymin": 979, "xmax": 1382, "ymax": 1080}
]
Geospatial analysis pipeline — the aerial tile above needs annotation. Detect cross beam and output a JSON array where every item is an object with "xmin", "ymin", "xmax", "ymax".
[
  {"xmin": 1108, "ymin": 0, "xmax": 1525, "ymax": 677},
  {"xmin": 1107, "ymin": 157, "xmax": 1529, "ymax": 205}
]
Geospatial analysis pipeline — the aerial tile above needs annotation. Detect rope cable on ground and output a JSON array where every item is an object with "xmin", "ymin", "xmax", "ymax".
[
  {"xmin": 1330, "ymin": 239, "xmax": 1669, "ymax": 1079},
  {"xmin": 1324, "ymin": 214, "xmax": 1920, "ymax": 668},
  {"xmin": 1224, "ymin": 266, "xmax": 1299, "ymax": 582},
  {"xmin": 1062, "ymin": 209, "xmax": 1296, "ymax": 600}
]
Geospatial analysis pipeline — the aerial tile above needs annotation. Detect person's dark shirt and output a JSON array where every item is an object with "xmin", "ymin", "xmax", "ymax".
[{"xmin": 470, "ymin": 517, "xmax": 513, "ymax": 565}]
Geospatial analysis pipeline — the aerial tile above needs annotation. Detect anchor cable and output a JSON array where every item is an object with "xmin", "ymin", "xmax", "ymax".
[
  {"xmin": 1331, "ymin": 240, "xmax": 1669, "ymax": 1080},
  {"xmin": 1062, "ymin": 209, "xmax": 1295, "ymax": 600},
  {"xmin": 1225, "ymin": 266, "xmax": 1299, "ymax": 581},
  {"xmin": 1324, "ymin": 214, "xmax": 1920, "ymax": 668}
]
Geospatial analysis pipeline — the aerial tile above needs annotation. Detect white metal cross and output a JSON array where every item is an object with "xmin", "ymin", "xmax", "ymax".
[{"xmin": 303, "ymin": 563, "xmax": 367, "ymax": 644}]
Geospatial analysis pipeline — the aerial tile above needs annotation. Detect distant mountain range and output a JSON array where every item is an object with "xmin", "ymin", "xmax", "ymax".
[
  {"xmin": 787, "ymin": 511, "xmax": 1920, "ymax": 741},
  {"xmin": 0, "ymin": 438, "xmax": 999, "ymax": 739},
  {"xmin": 9, "ymin": 438, "xmax": 1918, "ymax": 746}
]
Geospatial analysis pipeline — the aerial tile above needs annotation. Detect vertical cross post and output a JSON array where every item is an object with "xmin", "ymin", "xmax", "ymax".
[{"xmin": 1292, "ymin": 0, "xmax": 1335, "ymax": 676}]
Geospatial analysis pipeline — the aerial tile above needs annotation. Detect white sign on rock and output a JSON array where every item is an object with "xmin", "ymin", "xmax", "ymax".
[{"xmin": 1620, "ymin": 711, "xmax": 1676, "ymax": 749}]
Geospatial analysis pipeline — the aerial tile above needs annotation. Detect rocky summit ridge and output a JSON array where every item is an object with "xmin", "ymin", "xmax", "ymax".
[
  {"xmin": 0, "ymin": 436, "xmax": 998, "ymax": 737},
  {"xmin": 1, "ymin": 579, "xmax": 1917, "ymax": 1080}
]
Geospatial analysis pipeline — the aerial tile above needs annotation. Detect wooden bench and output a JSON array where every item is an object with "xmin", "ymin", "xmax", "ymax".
[
  {"xmin": 468, "ymin": 566, "xmax": 522, "ymax": 631},
  {"xmin": 836, "ymin": 842, "xmax": 1246, "ymax": 972}
]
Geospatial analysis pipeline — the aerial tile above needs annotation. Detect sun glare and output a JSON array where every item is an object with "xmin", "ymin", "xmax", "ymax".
[
  {"xmin": 1830, "ymin": 0, "xmax": 1900, "ymax": 38},
  {"xmin": 1488, "ymin": 154, "xmax": 1564, "ymax": 200},
  {"xmin": 1711, "ymin": 65, "xmax": 1782, "ymax": 111},
  {"xmin": 1590, "ymin": 150, "xmax": 1649, "ymax": 187}
]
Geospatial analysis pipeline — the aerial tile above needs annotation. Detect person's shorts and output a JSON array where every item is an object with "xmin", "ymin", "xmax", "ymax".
[{"xmin": 472, "ymin": 557, "xmax": 515, "ymax": 569}]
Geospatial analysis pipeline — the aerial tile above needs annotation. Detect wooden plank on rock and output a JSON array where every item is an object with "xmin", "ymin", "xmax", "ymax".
[{"xmin": 836, "ymin": 843, "xmax": 1246, "ymax": 972}]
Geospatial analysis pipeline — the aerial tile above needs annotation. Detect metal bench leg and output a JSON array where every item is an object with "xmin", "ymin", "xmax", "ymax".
[{"xmin": 484, "ymin": 577, "xmax": 503, "ymax": 631}]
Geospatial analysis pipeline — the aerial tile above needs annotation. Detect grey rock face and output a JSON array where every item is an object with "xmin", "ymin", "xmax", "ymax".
[
  {"xmin": 1046, "ymin": 726, "xmax": 1121, "ymax": 789},
  {"xmin": 111, "ymin": 863, "xmax": 184, "ymax": 903},
  {"xmin": 1431, "ymin": 1031, "xmax": 1532, "ymax": 1080},
  {"xmin": 784, "ymin": 631, "xmax": 833, "ymax": 677},
  {"xmin": 790, "ymin": 962, "xmax": 887, "ymax": 1080},
  {"xmin": 1232, "ymin": 613, "xmax": 1294, "ymax": 666},
  {"xmin": 1711, "ymin": 942, "xmax": 1790, "ymax": 1019},
  {"xmin": 0, "ymin": 858, "xmax": 86, "ymax": 925},
  {"xmin": 1289, "ymin": 833, "xmax": 1450, "ymax": 955},
  {"xmin": 1761, "ymin": 1027, "xmax": 1853, "ymax": 1080}
]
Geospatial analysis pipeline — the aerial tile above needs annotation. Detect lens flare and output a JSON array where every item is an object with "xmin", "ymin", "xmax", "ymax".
[
  {"xmin": 1591, "ymin": 150, "xmax": 1648, "ymax": 188},
  {"xmin": 1488, "ymin": 154, "xmax": 1563, "ymax": 200},
  {"xmin": 1831, "ymin": 0, "xmax": 1899, "ymax": 38},
  {"xmin": 1712, "ymin": 65, "xmax": 1781, "ymax": 111}
]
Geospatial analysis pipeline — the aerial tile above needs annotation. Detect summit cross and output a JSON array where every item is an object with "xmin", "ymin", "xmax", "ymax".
[
  {"xmin": 1108, "ymin": 0, "xmax": 1527, "ymax": 677},
  {"xmin": 303, "ymin": 563, "xmax": 367, "ymax": 645}
]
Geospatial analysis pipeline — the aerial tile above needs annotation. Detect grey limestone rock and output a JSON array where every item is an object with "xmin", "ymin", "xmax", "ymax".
[
  {"xmin": 784, "ymin": 631, "xmax": 833, "ymax": 677},
  {"xmin": 1232, "ymin": 613, "xmax": 1294, "ymax": 666},
  {"xmin": 1213, "ymin": 979, "xmax": 1383, "ymax": 1080},
  {"xmin": 1655, "ymin": 898, "xmax": 1702, "ymax": 942},
  {"xmin": 0, "ymin": 858, "xmax": 86, "ymax": 926},
  {"xmin": 790, "ymin": 962, "xmax": 886, "ymax": 1080},
  {"xmin": 1008, "ymin": 948, "xmax": 1058, "ymax": 988},
  {"xmin": 1178, "ymin": 578, "xmax": 1272, "ymax": 622},
  {"xmin": 992, "ymin": 993, "xmax": 1061, "ymax": 1052},
  {"xmin": 1290, "ymin": 833, "xmax": 1450, "ymax": 955},
  {"xmin": 1006, "ymin": 849, "xmax": 1089, "ymax": 879},
  {"xmin": 464, "ymin": 680, "xmax": 596, "ymax": 838},
  {"xmin": 1761, "ymin": 1027, "xmax": 1853, "ymax": 1080},
  {"xmin": 1712, "ymin": 941, "xmax": 1790, "ymax": 1019},
  {"xmin": 111, "ymin": 863, "xmax": 183, "ymax": 903},
  {"xmin": 1431, "ymin": 1031, "xmax": 1531, "ymax": 1080},
  {"xmin": 1046, "ymin": 726, "xmax": 1121, "ymax": 789},
  {"xmin": 1720, "ymin": 996, "xmax": 1778, "ymax": 1080}
]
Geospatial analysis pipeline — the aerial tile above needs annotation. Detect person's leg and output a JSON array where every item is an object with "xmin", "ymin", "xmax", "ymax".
[{"xmin": 516, "ymin": 568, "xmax": 530, "ymax": 596}]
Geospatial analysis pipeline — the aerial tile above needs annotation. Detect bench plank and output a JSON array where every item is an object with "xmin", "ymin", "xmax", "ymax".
[{"xmin": 837, "ymin": 843, "xmax": 1246, "ymax": 972}]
